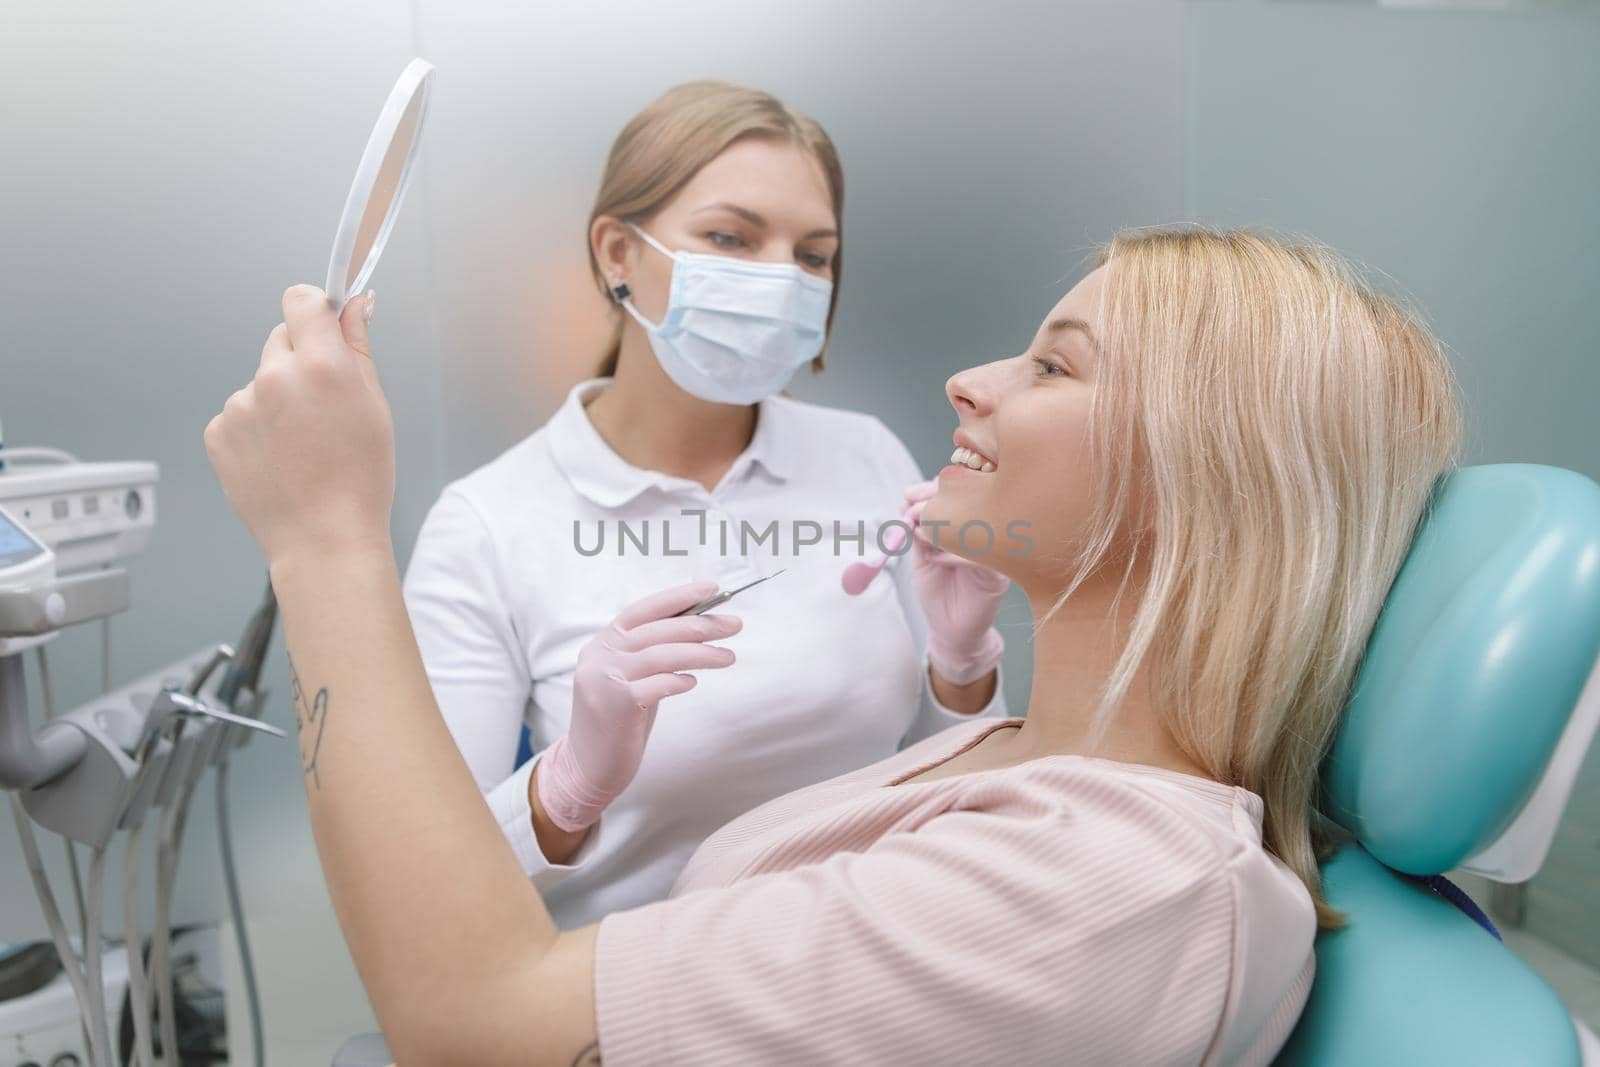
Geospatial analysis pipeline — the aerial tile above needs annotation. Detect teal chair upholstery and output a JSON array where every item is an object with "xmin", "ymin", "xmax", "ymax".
[{"xmin": 1276, "ymin": 465, "xmax": 1600, "ymax": 1066}]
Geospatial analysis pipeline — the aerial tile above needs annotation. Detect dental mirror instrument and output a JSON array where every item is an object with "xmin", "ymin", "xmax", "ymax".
[
  {"xmin": 324, "ymin": 57, "xmax": 435, "ymax": 315},
  {"xmin": 675, "ymin": 569, "xmax": 786, "ymax": 617},
  {"xmin": 841, "ymin": 525, "xmax": 911, "ymax": 596}
]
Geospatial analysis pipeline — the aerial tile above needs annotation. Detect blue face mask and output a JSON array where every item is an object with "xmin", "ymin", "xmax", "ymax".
[{"xmin": 616, "ymin": 224, "xmax": 833, "ymax": 405}]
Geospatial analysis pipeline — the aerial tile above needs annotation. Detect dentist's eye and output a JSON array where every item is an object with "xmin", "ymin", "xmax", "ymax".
[
  {"xmin": 799, "ymin": 251, "xmax": 830, "ymax": 270},
  {"xmin": 707, "ymin": 231, "xmax": 745, "ymax": 249},
  {"xmin": 1032, "ymin": 356, "xmax": 1068, "ymax": 378}
]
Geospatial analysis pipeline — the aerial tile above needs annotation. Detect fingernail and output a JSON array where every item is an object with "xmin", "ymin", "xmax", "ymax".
[{"xmin": 362, "ymin": 289, "xmax": 377, "ymax": 324}]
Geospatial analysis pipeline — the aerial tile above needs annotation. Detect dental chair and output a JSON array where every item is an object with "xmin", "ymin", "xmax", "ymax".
[
  {"xmin": 334, "ymin": 463, "xmax": 1600, "ymax": 1067},
  {"xmin": 1274, "ymin": 463, "xmax": 1600, "ymax": 1066}
]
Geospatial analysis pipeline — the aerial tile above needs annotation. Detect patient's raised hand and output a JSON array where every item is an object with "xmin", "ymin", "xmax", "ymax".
[{"xmin": 205, "ymin": 285, "xmax": 390, "ymax": 573}]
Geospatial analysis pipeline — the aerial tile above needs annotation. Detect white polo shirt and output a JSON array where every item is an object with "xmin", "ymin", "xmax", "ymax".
[{"xmin": 402, "ymin": 378, "xmax": 1005, "ymax": 929}]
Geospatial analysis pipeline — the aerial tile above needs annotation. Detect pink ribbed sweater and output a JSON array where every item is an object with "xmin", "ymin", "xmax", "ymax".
[{"xmin": 594, "ymin": 717, "xmax": 1316, "ymax": 1065}]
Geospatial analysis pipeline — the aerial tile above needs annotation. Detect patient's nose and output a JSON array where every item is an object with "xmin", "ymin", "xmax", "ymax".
[{"xmin": 946, "ymin": 360, "xmax": 1003, "ymax": 416}]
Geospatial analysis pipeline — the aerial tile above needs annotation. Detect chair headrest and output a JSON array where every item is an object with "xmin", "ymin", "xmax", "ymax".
[{"xmin": 1323, "ymin": 464, "xmax": 1600, "ymax": 875}]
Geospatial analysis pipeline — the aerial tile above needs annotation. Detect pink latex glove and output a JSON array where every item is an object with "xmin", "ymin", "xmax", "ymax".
[
  {"xmin": 537, "ymin": 579, "xmax": 742, "ymax": 832},
  {"xmin": 902, "ymin": 480, "xmax": 1010, "ymax": 685}
]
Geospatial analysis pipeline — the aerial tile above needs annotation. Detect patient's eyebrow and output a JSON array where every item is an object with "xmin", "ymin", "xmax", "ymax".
[{"xmin": 1046, "ymin": 316, "xmax": 1100, "ymax": 354}]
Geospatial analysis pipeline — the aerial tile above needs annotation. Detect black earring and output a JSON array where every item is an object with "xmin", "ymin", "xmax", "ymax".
[{"xmin": 610, "ymin": 282, "xmax": 631, "ymax": 302}]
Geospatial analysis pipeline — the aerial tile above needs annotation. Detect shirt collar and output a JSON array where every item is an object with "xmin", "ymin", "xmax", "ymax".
[{"xmin": 546, "ymin": 378, "xmax": 795, "ymax": 509}]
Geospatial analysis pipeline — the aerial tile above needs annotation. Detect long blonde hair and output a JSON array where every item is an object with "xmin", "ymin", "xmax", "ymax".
[
  {"xmin": 1056, "ymin": 228, "xmax": 1462, "ymax": 929},
  {"xmin": 586, "ymin": 80, "xmax": 845, "ymax": 378}
]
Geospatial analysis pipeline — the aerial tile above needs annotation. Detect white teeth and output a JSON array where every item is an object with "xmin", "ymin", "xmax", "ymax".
[{"xmin": 949, "ymin": 445, "xmax": 996, "ymax": 472}]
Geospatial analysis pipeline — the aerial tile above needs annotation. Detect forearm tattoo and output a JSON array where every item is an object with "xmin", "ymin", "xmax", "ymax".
[
  {"xmin": 287, "ymin": 653, "xmax": 330, "ymax": 790},
  {"xmin": 570, "ymin": 1042, "xmax": 602, "ymax": 1066}
]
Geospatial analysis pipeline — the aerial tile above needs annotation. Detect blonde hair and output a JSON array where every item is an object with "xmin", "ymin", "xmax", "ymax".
[
  {"xmin": 586, "ymin": 80, "xmax": 845, "ymax": 378},
  {"xmin": 1055, "ymin": 227, "xmax": 1462, "ymax": 930}
]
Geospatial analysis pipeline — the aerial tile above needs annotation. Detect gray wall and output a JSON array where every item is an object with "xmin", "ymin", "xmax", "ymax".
[
  {"xmin": 1188, "ymin": 1, "xmax": 1600, "ymax": 480},
  {"xmin": 1, "ymin": 1, "xmax": 1595, "ymax": 1060}
]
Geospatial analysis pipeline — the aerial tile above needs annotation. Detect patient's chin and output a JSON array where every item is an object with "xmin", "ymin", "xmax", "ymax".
[
  {"xmin": 919, "ymin": 499, "xmax": 1008, "ymax": 568},
  {"xmin": 918, "ymin": 495, "xmax": 964, "ymax": 536}
]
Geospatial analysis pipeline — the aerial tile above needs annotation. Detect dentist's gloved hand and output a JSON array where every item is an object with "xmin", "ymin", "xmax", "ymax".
[
  {"xmin": 902, "ymin": 480, "xmax": 1010, "ymax": 685},
  {"xmin": 537, "ymin": 580, "xmax": 741, "ymax": 833}
]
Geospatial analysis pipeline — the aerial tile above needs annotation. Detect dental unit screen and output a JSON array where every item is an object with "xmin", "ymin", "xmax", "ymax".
[{"xmin": 0, "ymin": 512, "xmax": 45, "ymax": 571}]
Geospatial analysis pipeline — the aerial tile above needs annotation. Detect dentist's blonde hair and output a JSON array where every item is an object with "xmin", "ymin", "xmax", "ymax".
[{"xmin": 1056, "ymin": 228, "xmax": 1462, "ymax": 930}]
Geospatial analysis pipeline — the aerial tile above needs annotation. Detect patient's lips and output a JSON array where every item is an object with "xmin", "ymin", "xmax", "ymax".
[
  {"xmin": 948, "ymin": 445, "xmax": 995, "ymax": 473},
  {"xmin": 952, "ymin": 430, "xmax": 996, "ymax": 470},
  {"xmin": 942, "ymin": 431, "xmax": 997, "ymax": 479}
]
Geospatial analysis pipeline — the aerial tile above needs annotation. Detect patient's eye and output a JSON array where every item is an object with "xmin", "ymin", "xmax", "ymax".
[{"xmin": 1032, "ymin": 355, "xmax": 1069, "ymax": 378}]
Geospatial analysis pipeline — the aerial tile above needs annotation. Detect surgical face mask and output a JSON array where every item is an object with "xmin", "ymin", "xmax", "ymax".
[{"xmin": 614, "ymin": 223, "xmax": 833, "ymax": 405}]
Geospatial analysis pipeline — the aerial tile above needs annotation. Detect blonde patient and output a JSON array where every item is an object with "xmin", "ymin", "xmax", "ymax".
[{"xmin": 204, "ymin": 227, "xmax": 1460, "ymax": 1066}]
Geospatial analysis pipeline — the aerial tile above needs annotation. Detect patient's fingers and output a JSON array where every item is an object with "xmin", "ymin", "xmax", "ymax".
[
  {"xmin": 258, "ymin": 323, "xmax": 291, "ymax": 372},
  {"xmin": 281, "ymin": 283, "xmax": 345, "ymax": 355}
]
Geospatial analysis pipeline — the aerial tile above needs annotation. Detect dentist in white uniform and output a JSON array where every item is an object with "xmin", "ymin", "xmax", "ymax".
[{"xmin": 402, "ymin": 81, "xmax": 1008, "ymax": 929}]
